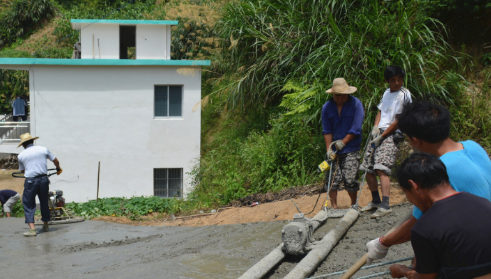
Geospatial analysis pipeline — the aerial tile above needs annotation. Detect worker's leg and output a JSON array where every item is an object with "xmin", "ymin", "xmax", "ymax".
[
  {"xmin": 38, "ymin": 177, "xmax": 51, "ymax": 223},
  {"xmin": 377, "ymin": 170, "xmax": 390, "ymax": 201},
  {"xmin": 360, "ymin": 146, "xmax": 381, "ymax": 210},
  {"xmin": 326, "ymin": 155, "xmax": 343, "ymax": 209},
  {"xmin": 22, "ymin": 178, "xmax": 38, "ymax": 234},
  {"xmin": 341, "ymin": 151, "xmax": 361, "ymax": 206},
  {"xmin": 329, "ymin": 190, "xmax": 338, "ymax": 209},
  {"xmin": 371, "ymin": 135, "xmax": 398, "ymax": 218}
]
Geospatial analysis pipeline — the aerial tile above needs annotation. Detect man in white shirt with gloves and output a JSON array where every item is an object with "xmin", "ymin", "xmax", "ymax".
[{"xmin": 18, "ymin": 133, "xmax": 62, "ymax": 237}]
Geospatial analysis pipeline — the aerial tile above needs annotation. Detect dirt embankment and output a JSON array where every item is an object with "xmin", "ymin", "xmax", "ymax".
[{"xmin": 94, "ymin": 183, "xmax": 407, "ymax": 227}]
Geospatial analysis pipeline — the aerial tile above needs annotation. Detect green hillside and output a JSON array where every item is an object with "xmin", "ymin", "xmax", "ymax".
[{"xmin": 0, "ymin": 0, "xmax": 490, "ymax": 211}]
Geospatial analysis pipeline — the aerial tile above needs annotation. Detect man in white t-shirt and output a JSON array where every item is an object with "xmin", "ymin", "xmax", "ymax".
[
  {"xmin": 17, "ymin": 133, "xmax": 62, "ymax": 237},
  {"xmin": 359, "ymin": 66, "xmax": 412, "ymax": 218}
]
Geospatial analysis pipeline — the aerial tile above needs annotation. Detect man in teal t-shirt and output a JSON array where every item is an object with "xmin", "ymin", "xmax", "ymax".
[{"xmin": 365, "ymin": 101, "xmax": 491, "ymax": 264}]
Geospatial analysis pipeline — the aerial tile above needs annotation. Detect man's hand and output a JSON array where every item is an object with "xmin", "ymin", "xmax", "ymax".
[
  {"xmin": 326, "ymin": 150, "xmax": 336, "ymax": 161},
  {"xmin": 370, "ymin": 135, "xmax": 385, "ymax": 148},
  {"xmin": 371, "ymin": 125, "xmax": 380, "ymax": 139},
  {"xmin": 56, "ymin": 168, "xmax": 63, "ymax": 175},
  {"xmin": 334, "ymin": 140, "xmax": 345, "ymax": 151},
  {"xmin": 366, "ymin": 237, "xmax": 389, "ymax": 264}
]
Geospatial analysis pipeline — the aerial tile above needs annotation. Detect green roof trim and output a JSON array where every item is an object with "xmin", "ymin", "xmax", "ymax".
[
  {"xmin": 71, "ymin": 19, "xmax": 179, "ymax": 25},
  {"xmin": 0, "ymin": 58, "xmax": 210, "ymax": 66}
]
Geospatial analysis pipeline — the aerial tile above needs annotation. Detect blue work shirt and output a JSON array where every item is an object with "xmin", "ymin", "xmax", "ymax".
[
  {"xmin": 412, "ymin": 140, "xmax": 491, "ymax": 219},
  {"xmin": 0, "ymin": 190, "xmax": 17, "ymax": 206},
  {"xmin": 321, "ymin": 95, "xmax": 364, "ymax": 154}
]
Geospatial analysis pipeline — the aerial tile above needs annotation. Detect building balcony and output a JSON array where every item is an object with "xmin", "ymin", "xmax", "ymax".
[{"xmin": 0, "ymin": 114, "xmax": 30, "ymax": 154}]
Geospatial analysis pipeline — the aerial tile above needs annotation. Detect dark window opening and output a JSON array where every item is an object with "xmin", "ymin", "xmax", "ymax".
[
  {"xmin": 120, "ymin": 26, "xmax": 136, "ymax": 59},
  {"xmin": 154, "ymin": 168, "xmax": 182, "ymax": 198}
]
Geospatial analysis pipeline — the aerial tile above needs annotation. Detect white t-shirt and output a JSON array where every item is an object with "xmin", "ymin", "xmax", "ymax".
[
  {"xmin": 377, "ymin": 87, "xmax": 412, "ymax": 130},
  {"xmin": 18, "ymin": 144, "xmax": 56, "ymax": 178}
]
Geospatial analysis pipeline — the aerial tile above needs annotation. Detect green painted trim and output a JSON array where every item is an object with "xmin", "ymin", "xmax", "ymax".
[
  {"xmin": 0, "ymin": 58, "xmax": 210, "ymax": 66},
  {"xmin": 71, "ymin": 19, "xmax": 179, "ymax": 25}
]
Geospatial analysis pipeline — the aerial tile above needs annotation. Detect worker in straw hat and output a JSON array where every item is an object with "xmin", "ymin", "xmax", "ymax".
[
  {"xmin": 17, "ymin": 133, "xmax": 62, "ymax": 237},
  {"xmin": 322, "ymin": 78, "xmax": 364, "ymax": 208}
]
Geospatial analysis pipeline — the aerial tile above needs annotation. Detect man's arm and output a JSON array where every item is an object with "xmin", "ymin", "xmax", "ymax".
[
  {"xmin": 381, "ymin": 216, "xmax": 417, "ymax": 246},
  {"xmin": 389, "ymin": 265, "xmax": 437, "ymax": 279},
  {"xmin": 324, "ymin": 134, "xmax": 333, "ymax": 151},
  {"xmin": 381, "ymin": 118, "xmax": 399, "ymax": 138},
  {"xmin": 343, "ymin": 100, "xmax": 364, "ymax": 145},
  {"xmin": 341, "ymin": 134, "xmax": 355, "ymax": 145},
  {"xmin": 374, "ymin": 111, "xmax": 381, "ymax": 126},
  {"xmin": 366, "ymin": 216, "xmax": 417, "ymax": 264},
  {"xmin": 52, "ymin": 158, "xmax": 62, "ymax": 175}
]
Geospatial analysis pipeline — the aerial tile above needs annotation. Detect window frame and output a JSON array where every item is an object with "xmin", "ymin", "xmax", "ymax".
[
  {"xmin": 153, "ymin": 168, "xmax": 183, "ymax": 198},
  {"xmin": 154, "ymin": 85, "xmax": 184, "ymax": 119}
]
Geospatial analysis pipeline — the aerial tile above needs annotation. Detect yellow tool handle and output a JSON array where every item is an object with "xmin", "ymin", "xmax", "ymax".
[{"xmin": 339, "ymin": 211, "xmax": 413, "ymax": 279}]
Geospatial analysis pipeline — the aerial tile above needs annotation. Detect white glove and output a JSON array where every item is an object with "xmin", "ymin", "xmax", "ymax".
[
  {"xmin": 366, "ymin": 237, "xmax": 390, "ymax": 265},
  {"xmin": 371, "ymin": 125, "xmax": 380, "ymax": 139},
  {"xmin": 370, "ymin": 135, "xmax": 385, "ymax": 148},
  {"xmin": 334, "ymin": 140, "xmax": 345, "ymax": 151}
]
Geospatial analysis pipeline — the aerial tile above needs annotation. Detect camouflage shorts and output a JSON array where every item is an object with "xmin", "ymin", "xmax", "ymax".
[
  {"xmin": 325, "ymin": 151, "xmax": 360, "ymax": 193},
  {"xmin": 359, "ymin": 134, "xmax": 399, "ymax": 176}
]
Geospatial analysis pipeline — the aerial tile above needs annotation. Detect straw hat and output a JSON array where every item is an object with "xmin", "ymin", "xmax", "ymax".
[
  {"xmin": 325, "ymin": 78, "xmax": 357, "ymax": 94},
  {"xmin": 18, "ymin": 133, "xmax": 39, "ymax": 148}
]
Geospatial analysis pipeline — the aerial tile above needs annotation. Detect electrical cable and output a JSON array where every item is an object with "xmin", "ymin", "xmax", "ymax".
[{"xmin": 290, "ymin": 142, "xmax": 338, "ymax": 215}]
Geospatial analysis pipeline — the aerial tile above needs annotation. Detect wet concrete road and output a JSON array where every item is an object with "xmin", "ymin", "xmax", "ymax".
[
  {"xmin": 0, "ymin": 204, "xmax": 414, "ymax": 278},
  {"xmin": 0, "ymin": 218, "xmax": 289, "ymax": 279}
]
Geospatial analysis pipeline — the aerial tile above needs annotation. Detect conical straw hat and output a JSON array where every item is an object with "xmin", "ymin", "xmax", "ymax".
[
  {"xmin": 18, "ymin": 133, "xmax": 39, "ymax": 148},
  {"xmin": 325, "ymin": 78, "xmax": 357, "ymax": 94}
]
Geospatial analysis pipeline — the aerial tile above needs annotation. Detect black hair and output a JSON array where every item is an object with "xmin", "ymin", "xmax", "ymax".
[
  {"xmin": 22, "ymin": 140, "xmax": 34, "ymax": 147},
  {"xmin": 397, "ymin": 101, "xmax": 450, "ymax": 143},
  {"xmin": 384, "ymin": 65, "xmax": 406, "ymax": 81},
  {"xmin": 397, "ymin": 152, "xmax": 449, "ymax": 191}
]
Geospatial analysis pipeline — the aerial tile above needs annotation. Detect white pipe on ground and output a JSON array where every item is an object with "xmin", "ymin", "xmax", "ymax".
[
  {"xmin": 238, "ymin": 209, "xmax": 328, "ymax": 279},
  {"xmin": 283, "ymin": 208, "xmax": 360, "ymax": 279}
]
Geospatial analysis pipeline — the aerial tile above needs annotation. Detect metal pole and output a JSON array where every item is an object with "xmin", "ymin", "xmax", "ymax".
[{"xmin": 97, "ymin": 161, "xmax": 100, "ymax": 202}]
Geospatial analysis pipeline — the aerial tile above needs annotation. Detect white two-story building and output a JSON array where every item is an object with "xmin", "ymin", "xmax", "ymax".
[{"xmin": 0, "ymin": 19, "xmax": 210, "ymax": 202}]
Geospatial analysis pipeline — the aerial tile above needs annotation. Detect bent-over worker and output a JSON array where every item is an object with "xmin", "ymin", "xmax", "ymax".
[
  {"xmin": 0, "ymin": 189, "xmax": 20, "ymax": 217},
  {"xmin": 322, "ymin": 78, "xmax": 364, "ymax": 208},
  {"xmin": 389, "ymin": 153, "xmax": 491, "ymax": 279},
  {"xmin": 17, "ymin": 133, "xmax": 62, "ymax": 237}
]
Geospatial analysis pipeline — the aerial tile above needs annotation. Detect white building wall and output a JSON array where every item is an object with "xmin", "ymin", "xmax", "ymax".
[
  {"xmin": 80, "ymin": 23, "xmax": 120, "ymax": 59},
  {"xmin": 136, "ymin": 25, "xmax": 171, "ymax": 59},
  {"xmin": 28, "ymin": 65, "xmax": 201, "ymax": 202}
]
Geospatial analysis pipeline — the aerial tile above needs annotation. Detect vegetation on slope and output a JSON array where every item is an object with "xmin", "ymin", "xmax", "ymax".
[{"xmin": 188, "ymin": 0, "xmax": 491, "ymax": 207}]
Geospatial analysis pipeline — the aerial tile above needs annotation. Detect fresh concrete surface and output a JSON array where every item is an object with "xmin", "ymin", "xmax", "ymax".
[{"xmin": 0, "ymin": 218, "xmax": 288, "ymax": 279}]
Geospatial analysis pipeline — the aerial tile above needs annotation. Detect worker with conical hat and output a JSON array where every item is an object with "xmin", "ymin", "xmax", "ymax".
[
  {"xmin": 322, "ymin": 78, "xmax": 364, "ymax": 209},
  {"xmin": 17, "ymin": 133, "xmax": 62, "ymax": 237}
]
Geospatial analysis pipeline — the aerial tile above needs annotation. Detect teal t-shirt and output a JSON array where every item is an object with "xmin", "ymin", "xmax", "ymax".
[{"xmin": 413, "ymin": 140, "xmax": 491, "ymax": 219}]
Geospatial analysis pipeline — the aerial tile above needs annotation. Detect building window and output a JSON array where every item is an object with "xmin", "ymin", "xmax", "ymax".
[
  {"xmin": 154, "ymin": 168, "xmax": 182, "ymax": 198},
  {"xmin": 155, "ymin": 86, "xmax": 182, "ymax": 118}
]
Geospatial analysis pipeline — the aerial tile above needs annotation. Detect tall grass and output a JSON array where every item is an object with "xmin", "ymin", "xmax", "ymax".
[{"xmin": 216, "ymin": 0, "xmax": 466, "ymax": 116}]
